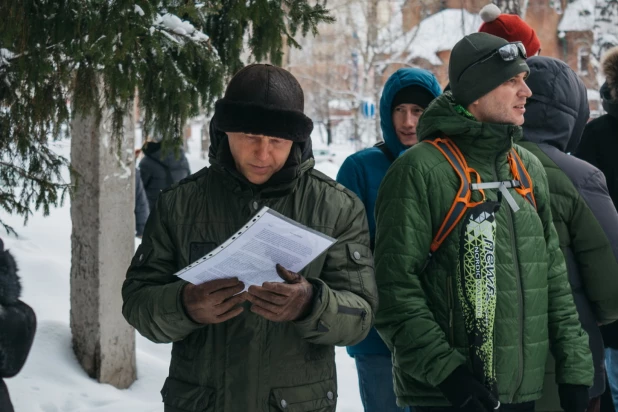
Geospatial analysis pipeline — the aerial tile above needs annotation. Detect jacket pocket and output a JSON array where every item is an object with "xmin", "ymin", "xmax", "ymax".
[
  {"xmin": 270, "ymin": 379, "xmax": 337, "ymax": 411},
  {"xmin": 346, "ymin": 243, "xmax": 376, "ymax": 299},
  {"xmin": 161, "ymin": 377, "xmax": 215, "ymax": 412}
]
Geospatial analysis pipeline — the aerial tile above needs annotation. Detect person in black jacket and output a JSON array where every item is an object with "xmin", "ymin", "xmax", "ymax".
[
  {"xmin": 577, "ymin": 46, "xmax": 618, "ymax": 205},
  {"xmin": 139, "ymin": 138, "xmax": 191, "ymax": 212},
  {"xmin": 0, "ymin": 238, "xmax": 37, "ymax": 412},
  {"xmin": 576, "ymin": 45, "xmax": 618, "ymax": 411}
]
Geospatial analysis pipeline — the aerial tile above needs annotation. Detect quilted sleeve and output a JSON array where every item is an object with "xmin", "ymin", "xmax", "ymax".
[
  {"xmin": 534, "ymin": 165, "xmax": 594, "ymax": 387},
  {"xmin": 570, "ymin": 169, "xmax": 618, "ymax": 324},
  {"xmin": 374, "ymin": 160, "xmax": 466, "ymax": 388}
]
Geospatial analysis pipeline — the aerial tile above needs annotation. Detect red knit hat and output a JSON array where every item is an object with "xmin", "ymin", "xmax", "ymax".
[{"xmin": 478, "ymin": 4, "xmax": 541, "ymax": 57}]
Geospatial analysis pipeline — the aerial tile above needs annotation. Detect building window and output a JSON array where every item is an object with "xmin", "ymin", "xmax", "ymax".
[{"xmin": 578, "ymin": 47, "xmax": 590, "ymax": 75}]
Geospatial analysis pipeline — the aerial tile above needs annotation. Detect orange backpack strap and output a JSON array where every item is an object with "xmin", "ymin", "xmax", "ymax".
[
  {"xmin": 425, "ymin": 138, "xmax": 483, "ymax": 254},
  {"xmin": 508, "ymin": 149, "xmax": 537, "ymax": 210}
]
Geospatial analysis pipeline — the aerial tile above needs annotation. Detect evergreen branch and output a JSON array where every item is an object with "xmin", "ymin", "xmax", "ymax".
[{"xmin": 0, "ymin": 0, "xmax": 333, "ymax": 231}]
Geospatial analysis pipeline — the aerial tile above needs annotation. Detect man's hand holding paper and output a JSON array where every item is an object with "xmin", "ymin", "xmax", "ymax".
[
  {"xmin": 247, "ymin": 264, "xmax": 314, "ymax": 322},
  {"xmin": 182, "ymin": 278, "xmax": 248, "ymax": 324},
  {"xmin": 175, "ymin": 207, "xmax": 336, "ymax": 290}
]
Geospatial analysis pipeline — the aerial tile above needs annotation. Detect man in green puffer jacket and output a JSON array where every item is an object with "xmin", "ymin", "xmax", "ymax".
[
  {"xmin": 122, "ymin": 64, "xmax": 378, "ymax": 412},
  {"xmin": 374, "ymin": 33, "xmax": 593, "ymax": 412},
  {"xmin": 520, "ymin": 56, "xmax": 618, "ymax": 411}
]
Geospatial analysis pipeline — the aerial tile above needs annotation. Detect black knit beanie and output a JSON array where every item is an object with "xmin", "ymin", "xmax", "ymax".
[
  {"xmin": 449, "ymin": 32, "xmax": 529, "ymax": 107},
  {"xmin": 391, "ymin": 85, "xmax": 436, "ymax": 112},
  {"xmin": 214, "ymin": 64, "xmax": 313, "ymax": 142}
]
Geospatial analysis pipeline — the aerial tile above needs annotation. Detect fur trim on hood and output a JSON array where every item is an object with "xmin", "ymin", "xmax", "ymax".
[{"xmin": 602, "ymin": 46, "xmax": 618, "ymax": 101}]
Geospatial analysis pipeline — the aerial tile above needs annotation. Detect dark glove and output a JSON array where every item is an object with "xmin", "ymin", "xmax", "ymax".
[
  {"xmin": 438, "ymin": 366, "xmax": 500, "ymax": 412},
  {"xmin": 558, "ymin": 384, "xmax": 588, "ymax": 412}
]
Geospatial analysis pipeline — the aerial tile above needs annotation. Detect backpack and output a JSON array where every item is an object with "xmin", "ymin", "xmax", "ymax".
[
  {"xmin": 425, "ymin": 136, "xmax": 537, "ymax": 255},
  {"xmin": 426, "ymin": 137, "xmax": 537, "ymax": 395}
]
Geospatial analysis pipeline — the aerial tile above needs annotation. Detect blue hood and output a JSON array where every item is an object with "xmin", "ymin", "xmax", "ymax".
[{"xmin": 380, "ymin": 68, "xmax": 442, "ymax": 157}]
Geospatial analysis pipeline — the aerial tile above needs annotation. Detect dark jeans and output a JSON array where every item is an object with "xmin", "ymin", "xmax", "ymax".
[
  {"xmin": 415, "ymin": 401, "xmax": 535, "ymax": 412},
  {"xmin": 354, "ymin": 354, "xmax": 412, "ymax": 412},
  {"xmin": 607, "ymin": 348, "xmax": 618, "ymax": 410}
]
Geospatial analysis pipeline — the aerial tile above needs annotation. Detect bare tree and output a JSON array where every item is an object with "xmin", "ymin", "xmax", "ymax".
[
  {"xmin": 593, "ymin": 0, "xmax": 618, "ymax": 59},
  {"xmin": 493, "ymin": 0, "xmax": 522, "ymax": 16}
]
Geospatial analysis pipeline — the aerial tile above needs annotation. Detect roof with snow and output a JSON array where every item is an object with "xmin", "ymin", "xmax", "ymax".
[
  {"xmin": 382, "ymin": 8, "xmax": 483, "ymax": 66},
  {"xmin": 558, "ymin": 0, "xmax": 595, "ymax": 32}
]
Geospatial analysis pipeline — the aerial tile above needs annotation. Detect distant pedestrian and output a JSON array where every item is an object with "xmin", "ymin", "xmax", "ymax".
[{"xmin": 139, "ymin": 137, "xmax": 191, "ymax": 212}]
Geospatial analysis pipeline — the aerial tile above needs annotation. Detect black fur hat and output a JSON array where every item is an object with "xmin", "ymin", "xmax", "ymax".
[
  {"xmin": 602, "ymin": 46, "xmax": 618, "ymax": 102},
  {"xmin": 214, "ymin": 64, "xmax": 313, "ymax": 142},
  {"xmin": 0, "ymin": 239, "xmax": 21, "ymax": 306}
]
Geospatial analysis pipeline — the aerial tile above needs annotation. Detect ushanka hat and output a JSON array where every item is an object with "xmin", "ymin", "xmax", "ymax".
[{"xmin": 214, "ymin": 64, "xmax": 313, "ymax": 142}]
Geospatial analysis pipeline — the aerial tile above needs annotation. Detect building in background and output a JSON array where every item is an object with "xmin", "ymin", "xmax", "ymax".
[{"xmin": 287, "ymin": 0, "xmax": 618, "ymax": 146}]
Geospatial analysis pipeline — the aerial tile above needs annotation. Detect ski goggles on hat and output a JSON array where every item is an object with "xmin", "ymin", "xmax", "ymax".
[{"xmin": 458, "ymin": 42, "xmax": 528, "ymax": 81}]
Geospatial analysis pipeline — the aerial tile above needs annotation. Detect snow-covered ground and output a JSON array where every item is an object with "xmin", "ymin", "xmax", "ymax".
[{"xmin": 1, "ymin": 129, "xmax": 364, "ymax": 412}]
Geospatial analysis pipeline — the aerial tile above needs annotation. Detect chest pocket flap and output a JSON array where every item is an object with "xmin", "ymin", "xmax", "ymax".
[{"xmin": 270, "ymin": 378, "xmax": 337, "ymax": 412}]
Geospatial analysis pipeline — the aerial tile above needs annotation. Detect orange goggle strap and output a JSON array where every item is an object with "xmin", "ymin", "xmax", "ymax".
[
  {"xmin": 508, "ymin": 149, "xmax": 537, "ymax": 209},
  {"xmin": 426, "ymin": 138, "xmax": 475, "ymax": 253}
]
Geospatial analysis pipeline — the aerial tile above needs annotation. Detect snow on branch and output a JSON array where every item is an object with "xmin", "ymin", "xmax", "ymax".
[{"xmin": 153, "ymin": 13, "xmax": 210, "ymax": 44}]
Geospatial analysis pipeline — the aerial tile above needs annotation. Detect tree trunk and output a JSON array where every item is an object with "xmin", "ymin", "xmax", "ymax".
[
  {"xmin": 374, "ymin": 72, "xmax": 382, "ymax": 143},
  {"xmin": 367, "ymin": 0, "xmax": 382, "ymax": 143},
  {"xmin": 70, "ymin": 96, "xmax": 137, "ymax": 389}
]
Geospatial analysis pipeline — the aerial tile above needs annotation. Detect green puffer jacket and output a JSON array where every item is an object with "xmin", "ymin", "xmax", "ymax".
[
  {"xmin": 374, "ymin": 92, "xmax": 593, "ymax": 407},
  {"xmin": 122, "ymin": 133, "xmax": 378, "ymax": 412}
]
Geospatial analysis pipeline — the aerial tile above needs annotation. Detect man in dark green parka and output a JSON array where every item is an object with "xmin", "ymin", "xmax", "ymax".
[
  {"xmin": 374, "ymin": 33, "xmax": 593, "ymax": 412},
  {"xmin": 520, "ymin": 56, "xmax": 618, "ymax": 411},
  {"xmin": 122, "ymin": 64, "xmax": 378, "ymax": 412}
]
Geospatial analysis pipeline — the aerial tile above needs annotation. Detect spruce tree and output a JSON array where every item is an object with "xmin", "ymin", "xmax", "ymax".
[
  {"xmin": 0, "ymin": 0, "xmax": 333, "ymax": 232},
  {"xmin": 1, "ymin": 0, "xmax": 333, "ymax": 388}
]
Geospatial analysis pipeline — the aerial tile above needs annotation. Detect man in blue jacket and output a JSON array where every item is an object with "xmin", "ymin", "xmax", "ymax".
[{"xmin": 337, "ymin": 68, "xmax": 442, "ymax": 412}]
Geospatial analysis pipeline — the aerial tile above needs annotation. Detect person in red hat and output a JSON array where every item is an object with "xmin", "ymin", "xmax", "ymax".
[{"xmin": 478, "ymin": 3, "xmax": 541, "ymax": 56}]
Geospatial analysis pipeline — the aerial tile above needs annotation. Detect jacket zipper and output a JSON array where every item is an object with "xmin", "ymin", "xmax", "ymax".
[
  {"xmin": 494, "ymin": 155, "xmax": 524, "ymax": 403},
  {"xmin": 446, "ymin": 275, "xmax": 455, "ymax": 346}
]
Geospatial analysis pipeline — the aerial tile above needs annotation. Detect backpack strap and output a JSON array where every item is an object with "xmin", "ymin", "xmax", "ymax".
[
  {"xmin": 425, "ymin": 137, "xmax": 484, "ymax": 254},
  {"xmin": 374, "ymin": 141, "xmax": 397, "ymax": 163},
  {"xmin": 508, "ymin": 148, "xmax": 537, "ymax": 210},
  {"xmin": 425, "ymin": 138, "xmax": 537, "ymax": 257}
]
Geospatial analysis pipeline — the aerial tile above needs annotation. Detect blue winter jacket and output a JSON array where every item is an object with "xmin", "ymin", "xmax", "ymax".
[{"xmin": 337, "ymin": 68, "xmax": 442, "ymax": 356}]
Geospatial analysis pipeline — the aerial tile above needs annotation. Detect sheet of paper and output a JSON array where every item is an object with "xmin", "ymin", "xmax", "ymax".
[{"xmin": 175, "ymin": 207, "xmax": 336, "ymax": 289}]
